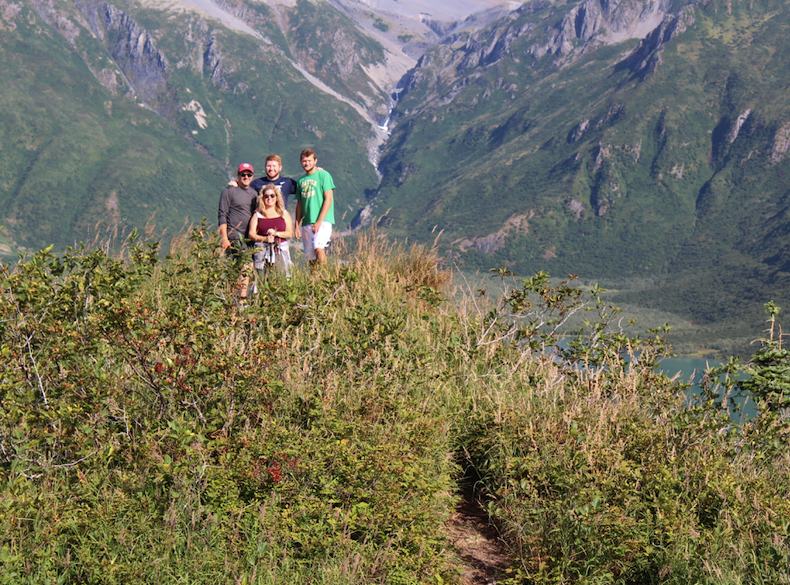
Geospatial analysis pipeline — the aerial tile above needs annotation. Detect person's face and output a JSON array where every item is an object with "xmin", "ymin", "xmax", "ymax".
[
  {"xmin": 265, "ymin": 160, "xmax": 281, "ymax": 179},
  {"xmin": 301, "ymin": 155, "xmax": 317, "ymax": 174},
  {"xmin": 238, "ymin": 170, "xmax": 253, "ymax": 188},
  {"xmin": 262, "ymin": 190, "xmax": 277, "ymax": 206}
]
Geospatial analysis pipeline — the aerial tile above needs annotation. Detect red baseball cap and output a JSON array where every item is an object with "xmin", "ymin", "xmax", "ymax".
[{"xmin": 238, "ymin": 163, "xmax": 254, "ymax": 174}]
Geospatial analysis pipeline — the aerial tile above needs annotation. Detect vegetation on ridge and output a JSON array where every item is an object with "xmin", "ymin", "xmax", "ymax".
[{"xmin": 1, "ymin": 230, "xmax": 789, "ymax": 583}]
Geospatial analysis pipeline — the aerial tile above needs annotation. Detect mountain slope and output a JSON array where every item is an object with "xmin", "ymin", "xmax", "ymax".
[
  {"xmin": 0, "ymin": 0, "xmax": 518, "ymax": 257},
  {"xmin": 4, "ymin": 0, "xmax": 790, "ymax": 353},
  {"xmin": 368, "ymin": 0, "xmax": 790, "ymax": 352},
  {"xmin": 0, "ymin": 0, "xmax": 380, "ymax": 256}
]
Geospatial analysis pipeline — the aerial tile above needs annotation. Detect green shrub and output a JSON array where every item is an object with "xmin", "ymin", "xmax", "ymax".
[
  {"xmin": 1, "ymin": 229, "xmax": 788, "ymax": 584},
  {"xmin": 0, "ymin": 228, "xmax": 458, "ymax": 583}
]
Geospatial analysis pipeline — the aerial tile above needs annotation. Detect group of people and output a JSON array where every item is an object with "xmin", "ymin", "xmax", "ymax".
[{"xmin": 217, "ymin": 148, "xmax": 336, "ymax": 301}]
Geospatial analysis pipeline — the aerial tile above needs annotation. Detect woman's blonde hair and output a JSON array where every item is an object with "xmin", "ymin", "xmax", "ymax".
[{"xmin": 257, "ymin": 184, "xmax": 285, "ymax": 216}]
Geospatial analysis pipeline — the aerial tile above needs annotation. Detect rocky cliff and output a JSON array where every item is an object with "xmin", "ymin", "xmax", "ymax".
[
  {"xmin": 78, "ymin": 2, "xmax": 171, "ymax": 112},
  {"xmin": 396, "ymin": 0, "xmax": 698, "ymax": 117}
]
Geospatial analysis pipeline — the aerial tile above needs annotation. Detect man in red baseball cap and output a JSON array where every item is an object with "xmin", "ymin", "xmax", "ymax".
[{"xmin": 217, "ymin": 163, "xmax": 257, "ymax": 304}]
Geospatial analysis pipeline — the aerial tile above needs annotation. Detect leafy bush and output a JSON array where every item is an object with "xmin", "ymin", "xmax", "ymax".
[
  {"xmin": 0, "ymin": 228, "xmax": 458, "ymax": 583},
  {"xmin": 1, "ymin": 229, "xmax": 788, "ymax": 584},
  {"xmin": 455, "ymin": 279, "xmax": 790, "ymax": 584}
]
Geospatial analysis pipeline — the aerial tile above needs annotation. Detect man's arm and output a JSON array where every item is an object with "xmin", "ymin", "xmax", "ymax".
[
  {"xmin": 218, "ymin": 224, "xmax": 231, "ymax": 251},
  {"xmin": 218, "ymin": 190, "xmax": 232, "ymax": 251},
  {"xmin": 312, "ymin": 189, "xmax": 333, "ymax": 234},
  {"xmin": 294, "ymin": 200, "xmax": 303, "ymax": 240}
]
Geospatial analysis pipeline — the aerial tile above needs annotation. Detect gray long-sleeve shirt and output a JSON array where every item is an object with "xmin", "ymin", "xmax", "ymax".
[{"xmin": 218, "ymin": 185, "xmax": 257, "ymax": 241}]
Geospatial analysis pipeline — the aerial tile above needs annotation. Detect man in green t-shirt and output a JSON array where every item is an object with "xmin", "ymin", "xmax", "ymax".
[{"xmin": 295, "ymin": 148, "xmax": 335, "ymax": 267}]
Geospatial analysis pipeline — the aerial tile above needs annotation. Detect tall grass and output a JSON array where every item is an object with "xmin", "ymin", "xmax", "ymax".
[{"xmin": 1, "ymin": 228, "xmax": 788, "ymax": 584}]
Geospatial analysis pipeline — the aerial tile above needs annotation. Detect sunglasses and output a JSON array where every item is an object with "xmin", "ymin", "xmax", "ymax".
[
  {"xmin": 239, "ymin": 172, "xmax": 253, "ymax": 178},
  {"xmin": 263, "ymin": 193, "xmax": 277, "ymax": 199}
]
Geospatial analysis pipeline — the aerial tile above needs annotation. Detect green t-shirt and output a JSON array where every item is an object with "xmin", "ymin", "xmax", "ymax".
[{"xmin": 296, "ymin": 169, "xmax": 336, "ymax": 225}]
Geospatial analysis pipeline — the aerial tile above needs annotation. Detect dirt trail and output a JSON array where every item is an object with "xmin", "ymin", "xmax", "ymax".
[{"xmin": 447, "ymin": 495, "xmax": 512, "ymax": 584}]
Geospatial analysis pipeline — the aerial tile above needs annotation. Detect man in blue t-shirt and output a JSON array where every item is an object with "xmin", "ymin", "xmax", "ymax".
[{"xmin": 250, "ymin": 154, "xmax": 297, "ymax": 208}]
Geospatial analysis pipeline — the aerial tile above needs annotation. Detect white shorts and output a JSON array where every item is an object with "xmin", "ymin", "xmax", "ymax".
[{"xmin": 301, "ymin": 222, "xmax": 332, "ymax": 261}]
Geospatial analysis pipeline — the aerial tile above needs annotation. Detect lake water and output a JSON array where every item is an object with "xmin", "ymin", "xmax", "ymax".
[{"xmin": 659, "ymin": 356, "xmax": 757, "ymax": 421}]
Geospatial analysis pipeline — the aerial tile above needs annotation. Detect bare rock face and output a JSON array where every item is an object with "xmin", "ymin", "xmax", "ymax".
[
  {"xmin": 625, "ymin": 5, "xmax": 696, "ymax": 75},
  {"xmin": 534, "ymin": 0, "xmax": 671, "ymax": 62},
  {"xmin": 728, "ymin": 109, "xmax": 752, "ymax": 143},
  {"xmin": 203, "ymin": 35, "xmax": 226, "ymax": 88},
  {"xmin": 454, "ymin": 213, "xmax": 530, "ymax": 255},
  {"xmin": 771, "ymin": 122, "xmax": 790, "ymax": 164},
  {"xmin": 78, "ymin": 1, "xmax": 170, "ymax": 112},
  {"xmin": 395, "ymin": 0, "xmax": 698, "ymax": 117}
]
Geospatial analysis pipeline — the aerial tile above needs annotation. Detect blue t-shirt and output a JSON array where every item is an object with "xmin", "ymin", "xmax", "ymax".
[{"xmin": 251, "ymin": 176, "xmax": 297, "ymax": 208}]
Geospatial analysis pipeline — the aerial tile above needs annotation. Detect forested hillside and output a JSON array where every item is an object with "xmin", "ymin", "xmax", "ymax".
[
  {"xmin": 371, "ymin": 0, "xmax": 790, "ymax": 354},
  {"xmin": 4, "ymin": 0, "xmax": 790, "ymax": 353},
  {"xmin": 0, "ymin": 0, "xmax": 381, "ymax": 256}
]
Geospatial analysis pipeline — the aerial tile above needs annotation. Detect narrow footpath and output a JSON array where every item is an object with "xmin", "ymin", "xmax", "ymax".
[{"xmin": 447, "ymin": 495, "xmax": 512, "ymax": 584}]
